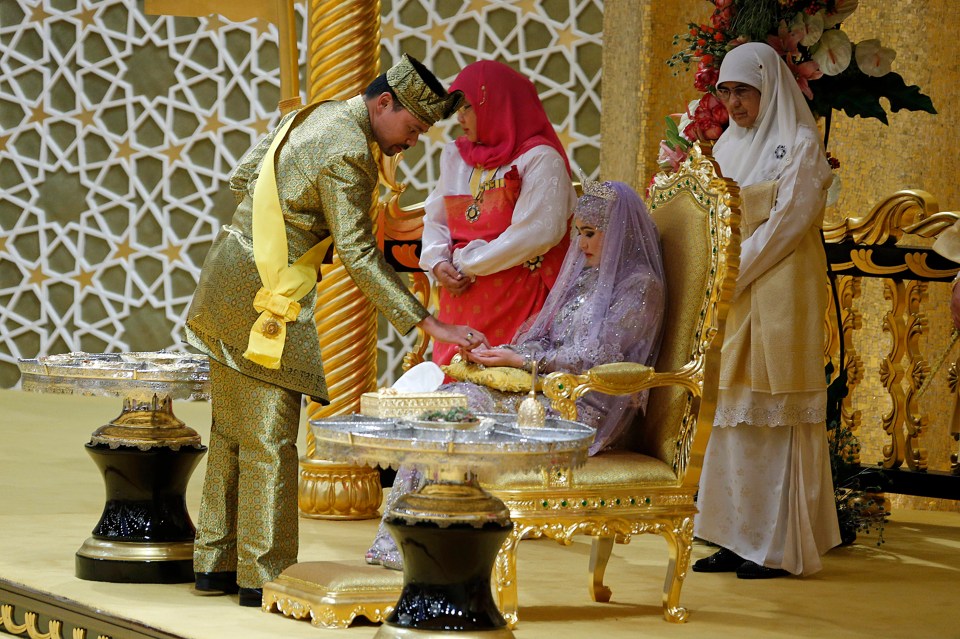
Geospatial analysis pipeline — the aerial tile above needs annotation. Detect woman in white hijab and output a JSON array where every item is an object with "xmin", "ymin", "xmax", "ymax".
[{"xmin": 692, "ymin": 42, "xmax": 842, "ymax": 579}]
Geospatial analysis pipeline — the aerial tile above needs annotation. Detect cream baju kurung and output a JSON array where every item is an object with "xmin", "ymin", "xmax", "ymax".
[{"xmin": 695, "ymin": 130, "xmax": 842, "ymax": 576}]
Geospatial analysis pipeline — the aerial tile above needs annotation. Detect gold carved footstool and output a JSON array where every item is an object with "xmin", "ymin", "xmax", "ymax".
[{"xmin": 263, "ymin": 560, "xmax": 402, "ymax": 628}]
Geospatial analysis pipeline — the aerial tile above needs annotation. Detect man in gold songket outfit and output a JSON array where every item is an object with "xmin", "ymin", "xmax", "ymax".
[{"xmin": 183, "ymin": 54, "xmax": 484, "ymax": 607}]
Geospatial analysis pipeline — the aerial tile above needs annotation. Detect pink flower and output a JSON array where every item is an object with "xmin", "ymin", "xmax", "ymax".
[
  {"xmin": 658, "ymin": 141, "xmax": 689, "ymax": 172},
  {"xmin": 684, "ymin": 93, "xmax": 728, "ymax": 141},
  {"xmin": 766, "ymin": 19, "xmax": 803, "ymax": 59},
  {"xmin": 710, "ymin": 5, "xmax": 734, "ymax": 29},
  {"xmin": 788, "ymin": 59, "xmax": 824, "ymax": 99}
]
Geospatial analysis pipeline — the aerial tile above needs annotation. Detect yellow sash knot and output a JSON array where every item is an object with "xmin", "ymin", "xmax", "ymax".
[{"xmin": 253, "ymin": 287, "xmax": 302, "ymax": 321}]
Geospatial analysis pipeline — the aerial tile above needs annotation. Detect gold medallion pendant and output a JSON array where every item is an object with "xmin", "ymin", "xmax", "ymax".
[{"xmin": 465, "ymin": 200, "xmax": 481, "ymax": 222}]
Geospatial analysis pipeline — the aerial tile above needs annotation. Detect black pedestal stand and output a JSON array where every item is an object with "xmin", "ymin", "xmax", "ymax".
[
  {"xmin": 374, "ymin": 482, "xmax": 515, "ymax": 638},
  {"xmin": 76, "ymin": 442, "xmax": 206, "ymax": 583}
]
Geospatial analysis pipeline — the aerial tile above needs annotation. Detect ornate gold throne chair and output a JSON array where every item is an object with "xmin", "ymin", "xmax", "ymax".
[{"xmin": 480, "ymin": 144, "xmax": 742, "ymax": 626}]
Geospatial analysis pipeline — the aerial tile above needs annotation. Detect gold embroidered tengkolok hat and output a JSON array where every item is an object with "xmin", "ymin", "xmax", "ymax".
[{"xmin": 386, "ymin": 54, "xmax": 463, "ymax": 126}]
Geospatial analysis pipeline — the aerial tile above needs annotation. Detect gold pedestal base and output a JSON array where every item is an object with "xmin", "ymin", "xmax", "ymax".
[
  {"xmin": 263, "ymin": 560, "xmax": 402, "ymax": 628},
  {"xmin": 297, "ymin": 457, "xmax": 382, "ymax": 519},
  {"xmin": 77, "ymin": 538, "xmax": 193, "ymax": 562}
]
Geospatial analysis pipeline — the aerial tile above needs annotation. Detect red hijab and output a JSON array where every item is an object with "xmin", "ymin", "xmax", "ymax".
[{"xmin": 450, "ymin": 60, "xmax": 571, "ymax": 175}]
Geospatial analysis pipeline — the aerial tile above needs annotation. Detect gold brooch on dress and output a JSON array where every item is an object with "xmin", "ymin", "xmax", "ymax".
[{"xmin": 524, "ymin": 255, "xmax": 544, "ymax": 271}]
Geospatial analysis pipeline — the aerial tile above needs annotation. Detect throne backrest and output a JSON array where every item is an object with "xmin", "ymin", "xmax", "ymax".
[{"xmin": 624, "ymin": 144, "xmax": 741, "ymax": 477}]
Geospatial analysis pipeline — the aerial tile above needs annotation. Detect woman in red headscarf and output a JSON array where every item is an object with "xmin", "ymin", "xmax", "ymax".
[{"xmin": 419, "ymin": 60, "xmax": 576, "ymax": 365}]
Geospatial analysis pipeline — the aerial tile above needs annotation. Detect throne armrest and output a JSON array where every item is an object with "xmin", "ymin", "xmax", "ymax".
[{"xmin": 543, "ymin": 360, "xmax": 702, "ymax": 421}]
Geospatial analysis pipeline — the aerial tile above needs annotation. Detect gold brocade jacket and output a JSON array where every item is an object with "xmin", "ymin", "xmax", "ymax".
[{"xmin": 184, "ymin": 96, "xmax": 428, "ymax": 402}]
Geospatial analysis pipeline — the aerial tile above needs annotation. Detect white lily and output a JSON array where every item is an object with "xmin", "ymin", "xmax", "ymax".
[
  {"xmin": 823, "ymin": 0, "xmax": 859, "ymax": 28},
  {"xmin": 811, "ymin": 29, "xmax": 852, "ymax": 76},
  {"xmin": 854, "ymin": 39, "xmax": 896, "ymax": 77},
  {"xmin": 791, "ymin": 11, "xmax": 824, "ymax": 48}
]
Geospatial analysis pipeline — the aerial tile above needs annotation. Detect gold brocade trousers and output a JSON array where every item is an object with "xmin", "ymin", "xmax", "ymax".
[{"xmin": 193, "ymin": 359, "xmax": 301, "ymax": 588}]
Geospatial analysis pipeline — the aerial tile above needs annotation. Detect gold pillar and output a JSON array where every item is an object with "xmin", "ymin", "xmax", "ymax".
[{"xmin": 298, "ymin": 0, "xmax": 384, "ymax": 520}]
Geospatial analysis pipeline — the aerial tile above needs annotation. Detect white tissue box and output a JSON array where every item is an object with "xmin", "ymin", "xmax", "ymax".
[{"xmin": 359, "ymin": 390, "xmax": 467, "ymax": 418}]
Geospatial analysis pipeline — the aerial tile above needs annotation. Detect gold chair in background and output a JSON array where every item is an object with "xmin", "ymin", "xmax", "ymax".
[{"xmin": 482, "ymin": 143, "xmax": 741, "ymax": 625}]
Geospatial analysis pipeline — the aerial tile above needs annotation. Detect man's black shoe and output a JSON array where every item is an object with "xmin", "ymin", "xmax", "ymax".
[
  {"xmin": 194, "ymin": 571, "xmax": 239, "ymax": 593},
  {"xmin": 238, "ymin": 587, "xmax": 263, "ymax": 607},
  {"xmin": 692, "ymin": 547, "xmax": 745, "ymax": 573}
]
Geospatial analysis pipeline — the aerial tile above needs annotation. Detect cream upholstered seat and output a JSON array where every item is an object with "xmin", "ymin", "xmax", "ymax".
[{"xmin": 481, "ymin": 143, "xmax": 742, "ymax": 625}]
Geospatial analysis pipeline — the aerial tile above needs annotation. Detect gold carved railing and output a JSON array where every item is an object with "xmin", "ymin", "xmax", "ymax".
[{"xmin": 823, "ymin": 190, "xmax": 960, "ymax": 494}]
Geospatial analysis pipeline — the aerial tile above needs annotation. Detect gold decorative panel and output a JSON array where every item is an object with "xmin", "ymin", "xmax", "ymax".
[{"xmin": 822, "ymin": 2, "xmax": 960, "ymax": 512}]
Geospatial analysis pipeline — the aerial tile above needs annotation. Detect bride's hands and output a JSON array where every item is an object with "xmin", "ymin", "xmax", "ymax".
[{"xmin": 461, "ymin": 346, "xmax": 524, "ymax": 368}]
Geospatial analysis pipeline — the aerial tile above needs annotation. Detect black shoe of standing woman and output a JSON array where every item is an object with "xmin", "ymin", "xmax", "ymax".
[
  {"xmin": 194, "ymin": 571, "xmax": 239, "ymax": 594},
  {"xmin": 736, "ymin": 560, "xmax": 790, "ymax": 579},
  {"xmin": 692, "ymin": 547, "xmax": 745, "ymax": 573}
]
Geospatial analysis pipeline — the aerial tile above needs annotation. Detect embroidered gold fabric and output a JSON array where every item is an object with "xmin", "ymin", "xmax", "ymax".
[
  {"xmin": 263, "ymin": 560, "xmax": 401, "ymax": 629},
  {"xmin": 385, "ymin": 53, "xmax": 463, "ymax": 125},
  {"xmin": 193, "ymin": 360, "xmax": 302, "ymax": 587},
  {"xmin": 719, "ymin": 180, "xmax": 826, "ymax": 396},
  {"xmin": 358, "ymin": 389, "xmax": 467, "ymax": 418}
]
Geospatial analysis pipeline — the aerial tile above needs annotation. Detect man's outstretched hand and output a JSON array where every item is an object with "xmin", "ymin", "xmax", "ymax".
[{"xmin": 417, "ymin": 315, "xmax": 487, "ymax": 350}]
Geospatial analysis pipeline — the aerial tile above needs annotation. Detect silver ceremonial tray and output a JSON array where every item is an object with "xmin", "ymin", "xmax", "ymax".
[
  {"xmin": 309, "ymin": 413, "xmax": 595, "ymax": 480},
  {"xmin": 17, "ymin": 351, "xmax": 210, "ymax": 401}
]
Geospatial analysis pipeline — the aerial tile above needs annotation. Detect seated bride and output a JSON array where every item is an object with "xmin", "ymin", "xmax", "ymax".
[{"xmin": 366, "ymin": 179, "xmax": 667, "ymax": 569}]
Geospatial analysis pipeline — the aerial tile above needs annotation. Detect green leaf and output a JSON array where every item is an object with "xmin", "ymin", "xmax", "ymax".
[
  {"xmin": 807, "ymin": 68, "xmax": 937, "ymax": 125},
  {"xmin": 870, "ymin": 71, "xmax": 937, "ymax": 115},
  {"xmin": 663, "ymin": 115, "xmax": 688, "ymax": 151}
]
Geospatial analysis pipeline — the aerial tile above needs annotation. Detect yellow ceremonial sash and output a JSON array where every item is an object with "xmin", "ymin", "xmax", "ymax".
[{"xmin": 243, "ymin": 112, "xmax": 333, "ymax": 370}]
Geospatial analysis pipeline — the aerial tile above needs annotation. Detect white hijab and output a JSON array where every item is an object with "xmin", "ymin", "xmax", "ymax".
[{"xmin": 713, "ymin": 42, "xmax": 829, "ymax": 188}]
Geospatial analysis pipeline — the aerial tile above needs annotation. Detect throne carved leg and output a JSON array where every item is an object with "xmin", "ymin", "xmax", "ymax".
[
  {"xmin": 588, "ymin": 535, "xmax": 614, "ymax": 602},
  {"xmin": 658, "ymin": 516, "xmax": 694, "ymax": 623}
]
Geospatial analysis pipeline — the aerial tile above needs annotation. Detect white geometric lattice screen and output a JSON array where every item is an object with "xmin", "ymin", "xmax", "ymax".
[{"xmin": 0, "ymin": 0, "xmax": 603, "ymax": 389}]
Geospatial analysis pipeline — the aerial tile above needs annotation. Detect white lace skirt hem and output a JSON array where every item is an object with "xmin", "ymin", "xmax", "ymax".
[
  {"xmin": 694, "ymin": 422, "xmax": 841, "ymax": 575},
  {"xmin": 714, "ymin": 386, "xmax": 825, "ymax": 427}
]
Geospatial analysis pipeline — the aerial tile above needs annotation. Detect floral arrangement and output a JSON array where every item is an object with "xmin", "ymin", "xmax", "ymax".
[{"xmin": 658, "ymin": 0, "xmax": 937, "ymax": 172}]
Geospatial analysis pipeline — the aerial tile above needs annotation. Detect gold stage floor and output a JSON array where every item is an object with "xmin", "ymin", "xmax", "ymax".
[{"xmin": 1, "ymin": 389, "xmax": 957, "ymax": 639}]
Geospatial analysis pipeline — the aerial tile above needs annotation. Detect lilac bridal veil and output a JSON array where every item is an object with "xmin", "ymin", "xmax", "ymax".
[{"xmin": 513, "ymin": 180, "xmax": 666, "ymax": 454}]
